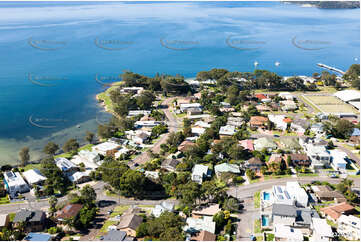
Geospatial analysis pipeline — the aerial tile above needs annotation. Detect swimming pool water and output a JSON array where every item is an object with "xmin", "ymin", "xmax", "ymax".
[
  {"xmin": 263, "ymin": 192, "xmax": 270, "ymax": 200},
  {"xmin": 262, "ymin": 215, "xmax": 269, "ymax": 227}
]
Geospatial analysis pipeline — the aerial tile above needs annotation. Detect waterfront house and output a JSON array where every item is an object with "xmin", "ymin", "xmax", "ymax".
[
  {"xmin": 184, "ymin": 216, "xmax": 216, "ymax": 234},
  {"xmin": 161, "ymin": 158, "xmax": 180, "ymax": 172},
  {"xmin": 249, "ymin": 116, "xmax": 269, "ymax": 128},
  {"xmin": 13, "ymin": 210, "xmax": 46, "ymax": 232},
  {"xmin": 117, "ymin": 214, "xmax": 143, "ymax": 237},
  {"xmin": 4, "ymin": 171, "xmax": 30, "ymax": 196},
  {"xmin": 127, "ymin": 110, "xmax": 151, "ymax": 117},
  {"xmin": 320, "ymin": 202, "xmax": 355, "ymax": 222},
  {"xmin": 55, "ymin": 157, "xmax": 79, "ymax": 174},
  {"xmin": 71, "ymin": 149, "xmax": 101, "ymax": 170},
  {"xmin": 22, "ymin": 169, "xmax": 47, "ymax": 186},
  {"xmin": 134, "ymin": 120, "xmax": 163, "ymax": 129},
  {"xmin": 191, "ymin": 164, "xmax": 211, "ymax": 184},
  {"xmin": 92, "ymin": 141, "xmax": 121, "ymax": 156},
  {"xmin": 120, "ymin": 87, "xmax": 144, "ymax": 95},
  {"xmin": 56, "ymin": 204, "xmax": 83, "ymax": 223},
  {"xmin": 337, "ymin": 215, "xmax": 360, "ymax": 241},
  {"xmin": 244, "ymin": 157, "xmax": 263, "ymax": 172},
  {"xmin": 311, "ymin": 218, "xmax": 333, "ymax": 241},
  {"xmin": 254, "ymin": 137, "xmax": 278, "ymax": 151}
]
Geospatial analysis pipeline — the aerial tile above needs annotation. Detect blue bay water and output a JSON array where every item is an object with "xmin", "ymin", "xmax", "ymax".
[{"xmin": 0, "ymin": 1, "xmax": 359, "ymax": 164}]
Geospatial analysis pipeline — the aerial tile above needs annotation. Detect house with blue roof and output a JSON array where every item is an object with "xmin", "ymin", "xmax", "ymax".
[{"xmin": 350, "ymin": 128, "xmax": 360, "ymax": 144}]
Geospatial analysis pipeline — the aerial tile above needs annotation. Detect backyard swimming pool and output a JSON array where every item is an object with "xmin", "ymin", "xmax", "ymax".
[
  {"xmin": 263, "ymin": 192, "xmax": 270, "ymax": 200},
  {"xmin": 262, "ymin": 215, "xmax": 270, "ymax": 227}
]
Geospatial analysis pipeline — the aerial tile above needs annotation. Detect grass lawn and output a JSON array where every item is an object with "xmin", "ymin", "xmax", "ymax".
[
  {"xmin": 0, "ymin": 195, "xmax": 9, "ymax": 205},
  {"xmin": 109, "ymin": 205, "xmax": 130, "ymax": 218},
  {"xmin": 253, "ymin": 219, "xmax": 261, "ymax": 233},
  {"xmin": 254, "ymin": 191, "xmax": 260, "ymax": 209},
  {"xmin": 326, "ymin": 219, "xmax": 337, "ymax": 228},
  {"xmin": 264, "ymin": 174, "xmax": 292, "ymax": 180},
  {"xmin": 54, "ymin": 144, "xmax": 94, "ymax": 160},
  {"xmin": 297, "ymin": 173, "xmax": 318, "ymax": 177},
  {"xmin": 100, "ymin": 220, "xmax": 118, "ymax": 233},
  {"xmin": 303, "ymin": 94, "xmax": 357, "ymax": 114},
  {"xmin": 23, "ymin": 163, "xmax": 42, "ymax": 171},
  {"xmin": 265, "ymin": 233, "xmax": 275, "ymax": 241},
  {"xmin": 79, "ymin": 144, "xmax": 94, "ymax": 151},
  {"xmin": 8, "ymin": 213, "xmax": 15, "ymax": 222}
]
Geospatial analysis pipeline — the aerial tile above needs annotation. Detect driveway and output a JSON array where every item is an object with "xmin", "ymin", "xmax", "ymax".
[{"xmin": 236, "ymin": 198, "xmax": 259, "ymax": 241}]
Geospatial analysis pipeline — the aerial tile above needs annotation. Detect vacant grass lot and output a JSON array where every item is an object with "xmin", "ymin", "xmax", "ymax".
[{"xmin": 303, "ymin": 95, "xmax": 357, "ymax": 114}]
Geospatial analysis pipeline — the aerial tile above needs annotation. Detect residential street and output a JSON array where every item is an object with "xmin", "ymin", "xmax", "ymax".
[{"xmin": 130, "ymin": 97, "xmax": 181, "ymax": 168}]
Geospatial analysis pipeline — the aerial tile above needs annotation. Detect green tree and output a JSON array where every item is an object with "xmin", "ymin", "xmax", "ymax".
[
  {"xmin": 49, "ymin": 196, "xmax": 58, "ymax": 216},
  {"xmin": 80, "ymin": 185, "xmax": 97, "ymax": 205},
  {"xmin": 19, "ymin": 147, "xmax": 30, "ymax": 167},
  {"xmin": 43, "ymin": 142, "xmax": 59, "ymax": 156},
  {"xmin": 63, "ymin": 138, "xmax": 79, "ymax": 154},
  {"xmin": 85, "ymin": 131, "xmax": 95, "ymax": 144}
]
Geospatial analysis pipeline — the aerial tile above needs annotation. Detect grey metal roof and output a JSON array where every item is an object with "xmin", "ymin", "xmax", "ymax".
[
  {"xmin": 296, "ymin": 208, "xmax": 320, "ymax": 226},
  {"xmin": 102, "ymin": 230, "xmax": 127, "ymax": 241},
  {"xmin": 13, "ymin": 210, "xmax": 44, "ymax": 223},
  {"xmin": 272, "ymin": 204, "xmax": 297, "ymax": 217}
]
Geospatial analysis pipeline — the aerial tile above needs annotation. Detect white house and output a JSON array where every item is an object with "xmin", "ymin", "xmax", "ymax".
[
  {"xmin": 274, "ymin": 224, "xmax": 303, "ymax": 241},
  {"xmin": 227, "ymin": 117, "xmax": 244, "ymax": 127},
  {"xmin": 310, "ymin": 123, "xmax": 324, "ymax": 134},
  {"xmin": 184, "ymin": 216, "xmax": 216, "ymax": 234},
  {"xmin": 55, "ymin": 157, "xmax": 78, "ymax": 173},
  {"xmin": 191, "ymin": 127, "xmax": 205, "ymax": 136},
  {"xmin": 214, "ymin": 163, "xmax": 240, "ymax": 177},
  {"xmin": 67, "ymin": 171, "xmax": 91, "ymax": 184},
  {"xmin": 127, "ymin": 110, "xmax": 151, "ymax": 117},
  {"xmin": 304, "ymin": 144, "xmax": 331, "ymax": 169},
  {"xmin": 268, "ymin": 114, "xmax": 287, "ymax": 130},
  {"xmin": 219, "ymin": 125, "xmax": 236, "ymax": 137},
  {"xmin": 134, "ymin": 120, "xmax": 163, "ymax": 128},
  {"xmin": 22, "ymin": 169, "xmax": 47, "ymax": 186},
  {"xmin": 329, "ymin": 149, "xmax": 348, "ymax": 170},
  {"xmin": 311, "ymin": 218, "xmax": 333, "ymax": 241},
  {"xmin": 286, "ymin": 182, "xmax": 308, "ymax": 207},
  {"xmin": 71, "ymin": 150, "xmax": 102, "ymax": 170},
  {"xmin": 220, "ymin": 102, "xmax": 231, "ymax": 108},
  {"xmin": 279, "ymin": 92, "xmax": 295, "ymax": 100},
  {"xmin": 4, "ymin": 171, "xmax": 30, "ymax": 195},
  {"xmin": 337, "ymin": 215, "xmax": 360, "ymax": 241},
  {"xmin": 152, "ymin": 201, "xmax": 174, "ymax": 218},
  {"xmin": 194, "ymin": 121, "xmax": 211, "ymax": 128},
  {"xmin": 120, "ymin": 87, "xmax": 144, "ymax": 95},
  {"xmin": 180, "ymin": 103, "xmax": 202, "ymax": 112},
  {"xmin": 191, "ymin": 164, "xmax": 210, "ymax": 184},
  {"xmin": 92, "ymin": 141, "xmax": 120, "ymax": 155},
  {"xmin": 272, "ymin": 185, "xmax": 294, "ymax": 206},
  {"xmin": 125, "ymin": 130, "xmax": 151, "ymax": 144}
]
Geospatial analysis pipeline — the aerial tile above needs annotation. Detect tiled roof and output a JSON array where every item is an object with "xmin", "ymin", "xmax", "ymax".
[
  {"xmin": 56, "ymin": 204, "xmax": 83, "ymax": 220},
  {"xmin": 118, "ymin": 214, "xmax": 143, "ymax": 231}
]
